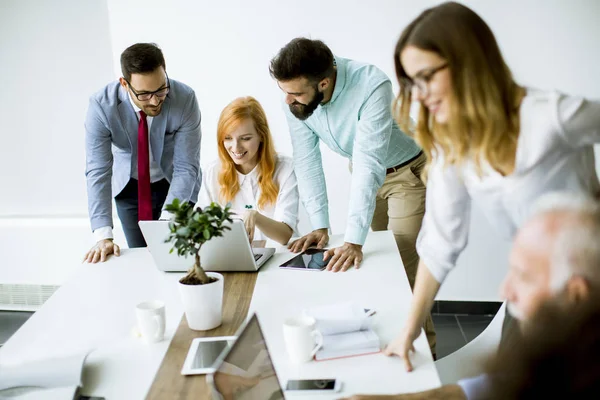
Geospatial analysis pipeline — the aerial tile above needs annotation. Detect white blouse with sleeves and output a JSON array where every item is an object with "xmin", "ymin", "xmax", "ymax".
[
  {"xmin": 418, "ymin": 89, "xmax": 600, "ymax": 283},
  {"xmin": 199, "ymin": 154, "xmax": 299, "ymax": 242}
]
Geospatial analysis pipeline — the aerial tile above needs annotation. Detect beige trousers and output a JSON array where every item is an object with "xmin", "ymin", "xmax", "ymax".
[{"xmin": 370, "ymin": 152, "xmax": 436, "ymax": 354}]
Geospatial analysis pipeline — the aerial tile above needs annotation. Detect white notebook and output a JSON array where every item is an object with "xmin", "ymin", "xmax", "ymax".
[
  {"xmin": 0, "ymin": 352, "xmax": 88, "ymax": 400},
  {"xmin": 315, "ymin": 329, "xmax": 381, "ymax": 361}
]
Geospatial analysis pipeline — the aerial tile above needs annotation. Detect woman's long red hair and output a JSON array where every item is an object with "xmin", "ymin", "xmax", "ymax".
[{"xmin": 217, "ymin": 96, "xmax": 278, "ymax": 209}]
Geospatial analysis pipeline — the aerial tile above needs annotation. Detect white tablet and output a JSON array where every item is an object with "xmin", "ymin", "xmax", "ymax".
[{"xmin": 181, "ymin": 336, "xmax": 237, "ymax": 375}]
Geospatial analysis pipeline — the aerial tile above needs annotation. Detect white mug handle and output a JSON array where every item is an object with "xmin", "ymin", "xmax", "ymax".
[
  {"xmin": 309, "ymin": 330, "xmax": 324, "ymax": 358},
  {"xmin": 152, "ymin": 314, "xmax": 162, "ymax": 340}
]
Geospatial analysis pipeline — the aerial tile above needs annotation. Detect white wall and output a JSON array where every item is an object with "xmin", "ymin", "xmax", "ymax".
[
  {"xmin": 0, "ymin": 0, "xmax": 115, "ymax": 217},
  {"xmin": 2, "ymin": 0, "xmax": 599, "ymax": 300}
]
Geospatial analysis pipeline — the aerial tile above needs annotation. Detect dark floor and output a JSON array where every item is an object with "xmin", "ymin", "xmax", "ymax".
[
  {"xmin": 432, "ymin": 313, "xmax": 494, "ymax": 358},
  {"xmin": 0, "ymin": 311, "xmax": 33, "ymax": 347}
]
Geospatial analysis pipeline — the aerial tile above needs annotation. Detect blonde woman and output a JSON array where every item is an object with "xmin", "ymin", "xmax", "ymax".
[
  {"xmin": 200, "ymin": 96, "xmax": 299, "ymax": 245},
  {"xmin": 385, "ymin": 2, "xmax": 600, "ymax": 371}
]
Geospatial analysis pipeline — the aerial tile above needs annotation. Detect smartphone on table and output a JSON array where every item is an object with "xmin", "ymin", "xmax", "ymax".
[{"xmin": 285, "ymin": 379, "xmax": 341, "ymax": 394}]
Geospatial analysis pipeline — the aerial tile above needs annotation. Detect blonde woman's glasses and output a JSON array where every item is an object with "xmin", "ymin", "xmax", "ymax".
[{"xmin": 400, "ymin": 63, "xmax": 448, "ymax": 98}]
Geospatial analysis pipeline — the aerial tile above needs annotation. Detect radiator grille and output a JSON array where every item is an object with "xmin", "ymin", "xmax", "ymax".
[{"xmin": 0, "ymin": 284, "xmax": 59, "ymax": 311}]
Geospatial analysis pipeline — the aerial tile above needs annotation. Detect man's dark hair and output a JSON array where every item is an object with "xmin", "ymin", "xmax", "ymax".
[
  {"xmin": 120, "ymin": 43, "xmax": 166, "ymax": 81},
  {"xmin": 269, "ymin": 38, "xmax": 335, "ymax": 83}
]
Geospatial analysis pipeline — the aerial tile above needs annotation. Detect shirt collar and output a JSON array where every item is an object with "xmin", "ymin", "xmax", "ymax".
[
  {"xmin": 127, "ymin": 91, "xmax": 141, "ymax": 113},
  {"xmin": 327, "ymin": 56, "xmax": 347, "ymax": 105},
  {"xmin": 236, "ymin": 164, "xmax": 259, "ymax": 184}
]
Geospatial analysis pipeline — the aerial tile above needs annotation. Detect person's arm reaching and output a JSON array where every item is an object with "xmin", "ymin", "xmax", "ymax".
[
  {"xmin": 243, "ymin": 211, "xmax": 293, "ymax": 245},
  {"xmin": 245, "ymin": 159, "xmax": 299, "ymax": 245},
  {"xmin": 385, "ymin": 155, "xmax": 471, "ymax": 370},
  {"xmin": 384, "ymin": 261, "xmax": 440, "ymax": 370},
  {"xmin": 346, "ymin": 82, "xmax": 394, "ymax": 244},
  {"xmin": 164, "ymin": 91, "xmax": 202, "ymax": 208},
  {"xmin": 283, "ymin": 106, "xmax": 331, "ymax": 252},
  {"xmin": 324, "ymin": 82, "xmax": 394, "ymax": 272},
  {"xmin": 84, "ymin": 97, "xmax": 119, "ymax": 263}
]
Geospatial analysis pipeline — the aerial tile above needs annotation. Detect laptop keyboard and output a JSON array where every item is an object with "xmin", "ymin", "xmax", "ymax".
[{"xmin": 254, "ymin": 253, "xmax": 263, "ymax": 261}]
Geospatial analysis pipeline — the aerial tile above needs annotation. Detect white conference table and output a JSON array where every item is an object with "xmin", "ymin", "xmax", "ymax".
[{"xmin": 0, "ymin": 231, "xmax": 440, "ymax": 399}]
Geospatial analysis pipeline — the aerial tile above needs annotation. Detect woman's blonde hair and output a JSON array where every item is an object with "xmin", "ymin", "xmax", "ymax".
[
  {"xmin": 217, "ymin": 96, "xmax": 279, "ymax": 209},
  {"xmin": 393, "ymin": 1, "xmax": 522, "ymax": 176}
]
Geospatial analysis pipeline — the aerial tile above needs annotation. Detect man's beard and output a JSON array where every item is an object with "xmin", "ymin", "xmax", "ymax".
[
  {"xmin": 289, "ymin": 89, "xmax": 324, "ymax": 120},
  {"xmin": 142, "ymin": 102, "xmax": 163, "ymax": 117}
]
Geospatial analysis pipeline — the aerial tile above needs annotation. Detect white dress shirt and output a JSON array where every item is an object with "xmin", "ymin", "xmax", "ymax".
[
  {"xmin": 199, "ymin": 154, "xmax": 299, "ymax": 243},
  {"xmin": 418, "ymin": 89, "xmax": 600, "ymax": 283},
  {"xmin": 93, "ymin": 93, "xmax": 167, "ymax": 242}
]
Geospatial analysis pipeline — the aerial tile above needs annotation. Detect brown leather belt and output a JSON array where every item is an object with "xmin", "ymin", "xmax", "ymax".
[{"xmin": 386, "ymin": 150, "xmax": 423, "ymax": 175}]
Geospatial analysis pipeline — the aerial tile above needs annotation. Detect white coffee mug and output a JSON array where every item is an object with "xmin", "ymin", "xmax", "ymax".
[
  {"xmin": 135, "ymin": 300, "xmax": 166, "ymax": 344},
  {"xmin": 282, "ymin": 315, "xmax": 323, "ymax": 363}
]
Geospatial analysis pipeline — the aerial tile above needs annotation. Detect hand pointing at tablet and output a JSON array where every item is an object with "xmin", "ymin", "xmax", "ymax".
[{"xmin": 288, "ymin": 228, "xmax": 329, "ymax": 253}]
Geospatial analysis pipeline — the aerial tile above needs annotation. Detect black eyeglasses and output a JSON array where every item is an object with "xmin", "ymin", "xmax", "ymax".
[
  {"xmin": 125, "ymin": 73, "xmax": 170, "ymax": 101},
  {"xmin": 400, "ymin": 63, "xmax": 448, "ymax": 97}
]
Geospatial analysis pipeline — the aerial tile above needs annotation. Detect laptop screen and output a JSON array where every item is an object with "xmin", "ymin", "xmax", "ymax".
[{"xmin": 212, "ymin": 314, "xmax": 285, "ymax": 400}]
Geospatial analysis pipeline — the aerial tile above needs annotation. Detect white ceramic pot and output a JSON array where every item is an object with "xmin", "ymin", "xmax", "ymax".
[{"xmin": 178, "ymin": 272, "xmax": 224, "ymax": 331}]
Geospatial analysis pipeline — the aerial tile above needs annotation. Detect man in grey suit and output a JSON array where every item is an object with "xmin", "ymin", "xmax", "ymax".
[{"xmin": 83, "ymin": 43, "xmax": 201, "ymax": 263}]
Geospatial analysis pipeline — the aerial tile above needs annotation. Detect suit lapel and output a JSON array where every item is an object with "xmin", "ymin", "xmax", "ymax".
[
  {"xmin": 117, "ymin": 86, "xmax": 137, "ymax": 151},
  {"xmin": 150, "ymin": 96, "xmax": 170, "ymax": 163}
]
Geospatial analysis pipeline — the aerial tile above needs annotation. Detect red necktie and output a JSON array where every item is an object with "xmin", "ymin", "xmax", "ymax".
[{"xmin": 137, "ymin": 111, "xmax": 153, "ymax": 221}]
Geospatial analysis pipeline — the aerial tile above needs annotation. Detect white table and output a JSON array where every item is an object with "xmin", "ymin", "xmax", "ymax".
[
  {"xmin": 0, "ymin": 231, "xmax": 440, "ymax": 399},
  {"xmin": 249, "ymin": 231, "xmax": 440, "ymax": 398}
]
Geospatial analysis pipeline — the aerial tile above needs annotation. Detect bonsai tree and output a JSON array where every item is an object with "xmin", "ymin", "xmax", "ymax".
[{"xmin": 164, "ymin": 199, "xmax": 233, "ymax": 285}]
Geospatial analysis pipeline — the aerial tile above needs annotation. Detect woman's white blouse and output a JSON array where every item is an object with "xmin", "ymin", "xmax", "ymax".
[
  {"xmin": 199, "ymin": 154, "xmax": 299, "ymax": 242},
  {"xmin": 418, "ymin": 89, "xmax": 600, "ymax": 283}
]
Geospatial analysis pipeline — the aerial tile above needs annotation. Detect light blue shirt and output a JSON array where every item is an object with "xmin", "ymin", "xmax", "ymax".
[{"xmin": 284, "ymin": 56, "xmax": 421, "ymax": 245}]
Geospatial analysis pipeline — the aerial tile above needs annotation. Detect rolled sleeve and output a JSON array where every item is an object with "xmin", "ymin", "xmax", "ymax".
[
  {"xmin": 416, "ymin": 155, "xmax": 471, "ymax": 283},
  {"xmin": 273, "ymin": 159, "xmax": 300, "ymax": 231},
  {"xmin": 345, "ymin": 83, "xmax": 393, "ymax": 245},
  {"xmin": 285, "ymin": 107, "xmax": 330, "ymax": 231}
]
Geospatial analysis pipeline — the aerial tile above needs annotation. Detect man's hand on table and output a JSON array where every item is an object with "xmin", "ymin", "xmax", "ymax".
[
  {"xmin": 83, "ymin": 239, "xmax": 120, "ymax": 263},
  {"xmin": 288, "ymin": 228, "xmax": 329, "ymax": 252},
  {"xmin": 324, "ymin": 242, "xmax": 363, "ymax": 272}
]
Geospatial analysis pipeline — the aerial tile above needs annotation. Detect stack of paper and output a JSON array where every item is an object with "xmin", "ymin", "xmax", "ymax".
[{"xmin": 303, "ymin": 302, "xmax": 380, "ymax": 361}]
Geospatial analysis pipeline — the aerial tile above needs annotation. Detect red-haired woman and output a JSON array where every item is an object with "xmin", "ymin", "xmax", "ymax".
[{"xmin": 200, "ymin": 96, "xmax": 299, "ymax": 245}]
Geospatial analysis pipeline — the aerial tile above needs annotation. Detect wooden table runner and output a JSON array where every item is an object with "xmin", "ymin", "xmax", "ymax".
[{"xmin": 146, "ymin": 271, "xmax": 258, "ymax": 399}]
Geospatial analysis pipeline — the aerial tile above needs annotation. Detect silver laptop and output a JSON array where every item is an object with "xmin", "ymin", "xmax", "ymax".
[
  {"xmin": 207, "ymin": 314, "xmax": 285, "ymax": 400},
  {"xmin": 138, "ymin": 220, "xmax": 275, "ymax": 272}
]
